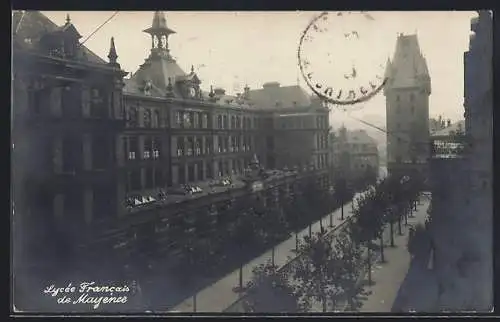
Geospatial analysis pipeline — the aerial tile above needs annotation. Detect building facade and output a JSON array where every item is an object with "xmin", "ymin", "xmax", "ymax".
[
  {"xmin": 384, "ymin": 34, "xmax": 431, "ymax": 182},
  {"xmin": 429, "ymin": 11, "xmax": 492, "ymax": 311},
  {"xmin": 12, "ymin": 11, "xmax": 330, "ymax": 270},
  {"xmin": 329, "ymin": 126, "xmax": 379, "ymax": 184}
]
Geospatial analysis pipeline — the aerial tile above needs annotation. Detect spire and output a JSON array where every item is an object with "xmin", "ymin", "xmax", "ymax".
[
  {"xmin": 65, "ymin": 13, "xmax": 71, "ymax": 25},
  {"xmin": 191, "ymin": 65, "xmax": 195, "ymax": 73},
  {"xmin": 108, "ymin": 37, "xmax": 118, "ymax": 65},
  {"xmin": 384, "ymin": 57, "xmax": 392, "ymax": 79},
  {"xmin": 143, "ymin": 11, "xmax": 176, "ymax": 56}
]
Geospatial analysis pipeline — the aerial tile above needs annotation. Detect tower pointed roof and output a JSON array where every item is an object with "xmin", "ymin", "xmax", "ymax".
[
  {"xmin": 385, "ymin": 34, "xmax": 430, "ymax": 91},
  {"xmin": 107, "ymin": 36, "xmax": 118, "ymax": 64},
  {"xmin": 124, "ymin": 11, "xmax": 188, "ymax": 97},
  {"xmin": 143, "ymin": 11, "xmax": 176, "ymax": 36}
]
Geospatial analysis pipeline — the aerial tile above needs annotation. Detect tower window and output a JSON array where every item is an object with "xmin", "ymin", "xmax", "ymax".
[
  {"xmin": 396, "ymin": 95, "xmax": 400, "ymax": 102},
  {"xmin": 410, "ymin": 93, "xmax": 415, "ymax": 102}
]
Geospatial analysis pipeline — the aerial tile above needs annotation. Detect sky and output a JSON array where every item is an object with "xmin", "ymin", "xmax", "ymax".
[{"xmin": 41, "ymin": 11, "xmax": 477, "ymax": 126}]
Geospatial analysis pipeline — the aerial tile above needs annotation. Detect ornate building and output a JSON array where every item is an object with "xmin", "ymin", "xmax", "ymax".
[
  {"xmin": 429, "ymin": 11, "xmax": 492, "ymax": 311},
  {"xmin": 12, "ymin": 11, "xmax": 330, "ymax": 273},
  {"xmin": 384, "ymin": 34, "xmax": 431, "ymax": 181}
]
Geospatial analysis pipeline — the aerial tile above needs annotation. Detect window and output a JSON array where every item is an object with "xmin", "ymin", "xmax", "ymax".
[
  {"xmin": 223, "ymin": 115, "xmax": 228, "ymax": 129},
  {"xmin": 397, "ymin": 123, "xmax": 401, "ymax": 130},
  {"xmin": 92, "ymin": 134, "xmax": 108, "ymax": 169},
  {"xmin": 219, "ymin": 160, "xmax": 224, "ymax": 176},
  {"xmin": 395, "ymin": 155, "xmax": 402, "ymax": 163},
  {"xmin": 236, "ymin": 116, "xmax": 241, "ymax": 129},
  {"xmin": 205, "ymin": 137, "xmax": 213, "ymax": 154},
  {"xmin": 217, "ymin": 115, "xmax": 223, "ymax": 129},
  {"xmin": 411, "ymin": 105, "xmax": 415, "ymax": 114},
  {"xmin": 153, "ymin": 110, "xmax": 160, "ymax": 128},
  {"xmin": 90, "ymin": 88, "xmax": 107, "ymax": 118},
  {"xmin": 176, "ymin": 111, "xmax": 182, "ymax": 127},
  {"xmin": 145, "ymin": 167, "xmax": 154, "ymax": 189},
  {"xmin": 143, "ymin": 137, "xmax": 152, "ymax": 159},
  {"xmin": 218, "ymin": 136, "xmax": 223, "ymax": 153},
  {"xmin": 202, "ymin": 113, "xmax": 208, "ymax": 128},
  {"xmin": 154, "ymin": 168, "xmax": 163, "ymax": 188},
  {"xmin": 129, "ymin": 137, "xmax": 138, "ymax": 160},
  {"xmin": 197, "ymin": 161, "xmax": 204, "ymax": 181},
  {"xmin": 62, "ymin": 136, "xmax": 80, "ymax": 173},
  {"xmin": 143, "ymin": 109, "xmax": 152, "ymax": 127},
  {"xmin": 183, "ymin": 112, "xmax": 193, "ymax": 128},
  {"xmin": 194, "ymin": 112, "xmax": 199, "ymax": 128},
  {"xmin": 177, "ymin": 136, "xmax": 184, "ymax": 156},
  {"xmin": 188, "ymin": 164, "xmax": 195, "ymax": 182},
  {"xmin": 187, "ymin": 137, "xmax": 194, "ymax": 156},
  {"xmin": 396, "ymin": 95, "xmax": 400, "ymax": 102},
  {"xmin": 231, "ymin": 116, "xmax": 236, "ymax": 129},
  {"xmin": 131, "ymin": 169, "xmax": 141, "ymax": 191},
  {"xmin": 229, "ymin": 136, "xmax": 234, "ymax": 152},
  {"xmin": 206, "ymin": 162, "xmax": 213, "ymax": 179},
  {"xmin": 61, "ymin": 84, "xmax": 81, "ymax": 117},
  {"xmin": 195, "ymin": 137, "xmax": 202, "ymax": 155},
  {"xmin": 224, "ymin": 136, "xmax": 229, "ymax": 152},
  {"xmin": 410, "ymin": 93, "xmax": 415, "ymax": 102},
  {"xmin": 128, "ymin": 107, "xmax": 138, "ymax": 127},
  {"xmin": 152, "ymin": 137, "xmax": 161, "ymax": 159},
  {"xmin": 179, "ymin": 165, "xmax": 186, "ymax": 184}
]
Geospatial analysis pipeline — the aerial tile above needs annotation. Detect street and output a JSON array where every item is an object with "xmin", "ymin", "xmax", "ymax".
[
  {"xmin": 357, "ymin": 196, "xmax": 431, "ymax": 312},
  {"xmin": 172, "ymin": 191, "xmax": 367, "ymax": 312}
]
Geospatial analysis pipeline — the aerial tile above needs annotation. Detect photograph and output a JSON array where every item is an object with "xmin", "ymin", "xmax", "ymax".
[{"xmin": 11, "ymin": 10, "xmax": 492, "ymax": 314}]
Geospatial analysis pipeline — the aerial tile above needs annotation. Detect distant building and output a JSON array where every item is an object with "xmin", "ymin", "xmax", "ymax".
[
  {"xmin": 329, "ymin": 126, "xmax": 379, "ymax": 182},
  {"xmin": 384, "ymin": 33, "xmax": 431, "ymax": 182},
  {"xmin": 12, "ymin": 11, "xmax": 330, "ymax": 270},
  {"xmin": 429, "ymin": 11, "xmax": 492, "ymax": 311},
  {"xmin": 430, "ymin": 119, "xmax": 465, "ymax": 137}
]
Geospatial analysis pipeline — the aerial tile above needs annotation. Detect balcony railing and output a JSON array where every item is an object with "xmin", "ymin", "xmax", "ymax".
[{"xmin": 430, "ymin": 134, "xmax": 467, "ymax": 159}]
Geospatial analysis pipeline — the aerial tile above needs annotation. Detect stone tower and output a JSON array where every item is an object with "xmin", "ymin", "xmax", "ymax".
[{"xmin": 384, "ymin": 33, "xmax": 431, "ymax": 182}]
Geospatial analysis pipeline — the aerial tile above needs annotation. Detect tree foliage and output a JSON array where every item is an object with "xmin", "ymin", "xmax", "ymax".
[
  {"xmin": 243, "ymin": 262, "xmax": 301, "ymax": 313},
  {"xmin": 291, "ymin": 232, "xmax": 344, "ymax": 312},
  {"xmin": 334, "ymin": 229, "xmax": 370, "ymax": 311}
]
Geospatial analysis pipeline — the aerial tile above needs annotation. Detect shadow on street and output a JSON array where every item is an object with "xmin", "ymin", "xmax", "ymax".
[{"xmin": 391, "ymin": 250, "xmax": 439, "ymax": 313}]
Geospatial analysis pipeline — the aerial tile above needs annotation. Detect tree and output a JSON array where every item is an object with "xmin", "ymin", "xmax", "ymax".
[
  {"xmin": 291, "ymin": 232, "xmax": 344, "ymax": 312},
  {"xmin": 350, "ymin": 188, "xmax": 383, "ymax": 285},
  {"xmin": 334, "ymin": 176, "xmax": 349, "ymax": 221},
  {"xmin": 334, "ymin": 228, "xmax": 370, "ymax": 311},
  {"xmin": 284, "ymin": 183, "xmax": 302, "ymax": 250},
  {"xmin": 233, "ymin": 207, "xmax": 258, "ymax": 293},
  {"xmin": 243, "ymin": 261, "xmax": 301, "ymax": 313},
  {"xmin": 371, "ymin": 182, "xmax": 390, "ymax": 262}
]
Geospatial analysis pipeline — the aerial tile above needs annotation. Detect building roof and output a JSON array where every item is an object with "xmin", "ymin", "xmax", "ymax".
[
  {"xmin": 385, "ymin": 34, "xmax": 430, "ymax": 90},
  {"xmin": 12, "ymin": 11, "xmax": 107, "ymax": 65},
  {"xmin": 246, "ymin": 82, "xmax": 312, "ymax": 109},
  {"xmin": 345, "ymin": 129, "xmax": 378, "ymax": 145},
  {"xmin": 123, "ymin": 56, "xmax": 188, "ymax": 96},
  {"xmin": 431, "ymin": 120, "xmax": 465, "ymax": 137}
]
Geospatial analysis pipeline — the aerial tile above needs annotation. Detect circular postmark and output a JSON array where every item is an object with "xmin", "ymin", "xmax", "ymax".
[{"xmin": 298, "ymin": 11, "xmax": 389, "ymax": 106}]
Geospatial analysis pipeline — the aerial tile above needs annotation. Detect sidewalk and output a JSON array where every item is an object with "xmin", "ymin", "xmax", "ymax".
[
  {"xmin": 172, "ymin": 192, "xmax": 367, "ymax": 312},
  {"xmin": 357, "ymin": 197, "xmax": 431, "ymax": 312}
]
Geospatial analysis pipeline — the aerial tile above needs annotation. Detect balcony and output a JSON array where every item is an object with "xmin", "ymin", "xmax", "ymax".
[{"xmin": 430, "ymin": 135, "xmax": 467, "ymax": 159}]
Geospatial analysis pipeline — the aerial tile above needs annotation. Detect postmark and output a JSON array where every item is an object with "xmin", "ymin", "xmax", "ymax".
[{"xmin": 297, "ymin": 11, "xmax": 389, "ymax": 106}]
